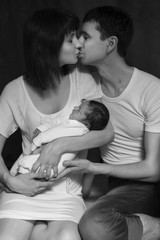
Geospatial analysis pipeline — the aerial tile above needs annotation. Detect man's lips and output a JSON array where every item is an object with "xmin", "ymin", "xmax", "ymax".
[{"xmin": 78, "ymin": 52, "xmax": 84, "ymax": 57}]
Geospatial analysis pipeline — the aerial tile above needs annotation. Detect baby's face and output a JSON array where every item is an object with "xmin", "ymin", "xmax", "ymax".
[{"xmin": 69, "ymin": 100, "xmax": 91, "ymax": 121}]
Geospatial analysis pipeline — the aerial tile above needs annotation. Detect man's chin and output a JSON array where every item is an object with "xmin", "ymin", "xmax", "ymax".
[{"xmin": 79, "ymin": 58, "xmax": 88, "ymax": 65}]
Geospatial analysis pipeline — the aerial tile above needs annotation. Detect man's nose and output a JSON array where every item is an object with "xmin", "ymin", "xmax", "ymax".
[
  {"xmin": 74, "ymin": 37, "xmax": 82, "ymax": 49},
  {"xmin": 78, "ymin": 36, "xmax": 84, "ymax": 45}
]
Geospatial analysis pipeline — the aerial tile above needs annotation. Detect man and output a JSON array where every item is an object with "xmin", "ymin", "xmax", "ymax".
[
  {"xmin": 32, "ymin": 6, "xmax": 160, "ymax": 240},
  {"xmin": 59, "ymin": 6, "xmax": 160, "ymax": 240}
]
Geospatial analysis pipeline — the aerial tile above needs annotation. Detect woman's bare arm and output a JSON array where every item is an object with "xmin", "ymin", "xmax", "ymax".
[{"xmin": 0, "ymin": 134, "xmax": 54, "ymax": 196}]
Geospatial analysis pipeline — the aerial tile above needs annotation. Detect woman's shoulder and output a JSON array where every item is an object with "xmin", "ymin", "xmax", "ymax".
[
  {"xmin": 1, "ymin": 76, "xmax": 24, "ymax": 100},
  {"xmin": 3, "ymin": 76, "xmax": 23, "ymax": 91}
]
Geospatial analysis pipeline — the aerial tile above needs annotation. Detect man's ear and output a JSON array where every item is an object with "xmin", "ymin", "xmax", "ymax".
[{"xmin": 106, "ymin": 36, "xmax": 118, "ymax": 52}]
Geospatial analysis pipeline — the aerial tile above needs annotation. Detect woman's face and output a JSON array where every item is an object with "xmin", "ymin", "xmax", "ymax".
[{"xmin": 59, "ymin": 31, "xmax": 81, "ymax": 66}]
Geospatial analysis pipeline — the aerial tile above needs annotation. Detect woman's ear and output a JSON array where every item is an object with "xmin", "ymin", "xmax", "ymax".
[{"xmin": 106, "ymin": 36, "xmax": 118, "ymax": 52}]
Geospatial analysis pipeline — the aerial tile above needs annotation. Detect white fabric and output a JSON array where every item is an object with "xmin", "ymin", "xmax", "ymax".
[
  {"xmin": 99, "ymin": 68, "xmax": 160, "ymax": 165},
  {"xmin": 0, "ymin": 67, "xmax": 101, "ymax": 222},
  {"xmin": 32, "ymin": 119, "xmax": 88, "ymax": 151},
  {"xmin": 15, "ymin": 120, "xmax": 88, "ymax": 176}
]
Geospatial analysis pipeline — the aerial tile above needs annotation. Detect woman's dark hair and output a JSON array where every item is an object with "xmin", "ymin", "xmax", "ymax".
[
  {"xmin": 23, "ymin": 8, "xmax": 79, "ymax": 90},
  {"xmin": 86, "ymin": 100, "xmax": 110, "ymax": 130},
  {"xmin": 83, "ymin": 6, "xmax": 134, "ymax": 57}
]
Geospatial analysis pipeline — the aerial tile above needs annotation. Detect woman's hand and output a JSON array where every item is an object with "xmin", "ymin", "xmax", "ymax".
[
  {"xmin": 31, "ymin": 139, "xmax": 63, "ymax": 180},
  {"xmin": 3, "ymin": 172, "xmax": 54, "ymax": 196}
]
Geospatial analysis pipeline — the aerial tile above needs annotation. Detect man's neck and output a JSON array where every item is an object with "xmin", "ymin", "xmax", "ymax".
[{"xmin": 96, "ymin": 56, "xmax": 134, "ymax": 98}]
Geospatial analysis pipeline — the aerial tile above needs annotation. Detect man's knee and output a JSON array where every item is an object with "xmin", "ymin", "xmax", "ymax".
[
  {"xmin": 79, "ymin": 206, "xmax": 128, "ymax": 240},
  {"xmin": 79, "ymin": 211, "xmax": 98, "ymax": 240}
]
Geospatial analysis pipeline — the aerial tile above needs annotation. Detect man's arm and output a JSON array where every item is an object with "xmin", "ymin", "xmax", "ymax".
[
  {"xmin": 60, "ymin": 132, "xmax": 160, "ymax": 183},
  {"xmin": 32, "ymin": 121, "xmax": 114, "ymax": 178}
]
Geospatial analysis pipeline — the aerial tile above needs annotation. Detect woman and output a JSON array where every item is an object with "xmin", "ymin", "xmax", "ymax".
[{"xmin": 0, "ymin": 8, "xmax": 113, "ymax": 240}]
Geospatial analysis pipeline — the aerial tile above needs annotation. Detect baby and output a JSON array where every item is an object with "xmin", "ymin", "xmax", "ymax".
[{"xmin": 12, "ymin": 100, "xmax": 109, "ymax": 177}]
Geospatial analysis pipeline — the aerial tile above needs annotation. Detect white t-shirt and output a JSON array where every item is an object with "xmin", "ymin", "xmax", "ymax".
[
  {"xmin": 0, "ymin": 68, "xmax": 100, "ymax": 154},
  {"xmin": 99, "ymin": 68, "xmax": 160, "ymax": 164}
]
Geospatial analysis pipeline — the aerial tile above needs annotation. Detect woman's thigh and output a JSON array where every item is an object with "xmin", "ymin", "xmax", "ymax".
[
  {"xmin": 0, "ymin": 218, "xmax": 35, "ymax": 240},
  {"xmin": 30, "ymin": 220, "xmax": 81, "ymax": 240}
]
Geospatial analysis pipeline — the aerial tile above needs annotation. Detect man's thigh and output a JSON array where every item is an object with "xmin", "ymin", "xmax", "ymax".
[{"xmin": 106, "ymin": 179, "xmax": 160, "ymax": 216}]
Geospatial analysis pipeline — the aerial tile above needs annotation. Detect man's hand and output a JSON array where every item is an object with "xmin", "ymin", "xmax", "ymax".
[
  {"xmin": 57, "ymin": 159, "xmax": 95, "ymax": 179},
  {"xmin": 31, "ymin": 139, "xmax": 62, "ymax": 179},
  {"xmin": 3, "ymin": 172, "xmax": 54, "ymax": 196}
]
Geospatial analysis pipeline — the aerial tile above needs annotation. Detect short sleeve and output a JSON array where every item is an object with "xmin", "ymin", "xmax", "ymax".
[
  {"xmin": 144, "ymin": 82, "xmax": 160, "ymax": 132},
  {"xmin": 0, "ymin": 85, "xmax": 18, "ymax": 137},
  {"xmin": 76, "ymin": 68, "xmax": 102, "ymax": 101}
]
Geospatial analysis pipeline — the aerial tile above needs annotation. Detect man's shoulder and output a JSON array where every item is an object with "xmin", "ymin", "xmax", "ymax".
[{"xmin": 135, "ymin": 68, "xmax": 160, "ymax": 84}]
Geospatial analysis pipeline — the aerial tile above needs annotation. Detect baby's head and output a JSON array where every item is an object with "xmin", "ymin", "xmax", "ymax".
[{"xmin": 69, "ymin": 100, "xmax": 109, "ymax": 130}]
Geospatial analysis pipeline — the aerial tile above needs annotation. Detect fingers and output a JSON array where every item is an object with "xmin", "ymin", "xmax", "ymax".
[
  {"xmin": 63, "ymin": 160, "xmax": 79, "ymax": 167},
  {"xmin": 32, "ymin": 146, "xmax": 42, "ymax": 154},
  {"xmin": 52, "ymin": 166, "xmax": 58, "ymax": 177},
  {"xmin": 32, "ymin": 160, "xmax": 41, "ymax": 172},
  {"xmin": 57, "ymin": 167, "xmax": 77, "ymax": 179},
  {"xmin": 45, "ymin": 167, "xmax": 52, "ymax": 179},
  {"xmin": 30, "ymin": 177, "xmax": 54, "ymax": 196},
  {"xmin": 37, "ymin": 165, "xmax": 58, "ymax": 180},
  {"xmin": 38, "ymin": 165, "xmax": 50, "ymax": 178},
  {"xmin": 38, "ymin": 180, "xmax": 54, "ymax": 188},
  {"xmin": 37, "ymin": 165, "xmax": 53, "ymax": 180},
  {"xmin": 29, "ymin": 172, "xmax": 43, "ymax": 179}
]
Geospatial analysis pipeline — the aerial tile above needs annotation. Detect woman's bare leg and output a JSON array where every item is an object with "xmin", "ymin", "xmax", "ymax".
[
  {"xmin": 31, "ymin": 220, "xmax": 81, "ymax": 240},
  {"xmin": 0, "ymin": 218, "xmax": 35, "ymax": 240}
]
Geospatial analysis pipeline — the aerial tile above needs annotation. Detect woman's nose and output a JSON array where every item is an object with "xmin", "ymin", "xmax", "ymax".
[{"xmin": 74, "ymin": 37, "xmax": 82, "ymax": 49}]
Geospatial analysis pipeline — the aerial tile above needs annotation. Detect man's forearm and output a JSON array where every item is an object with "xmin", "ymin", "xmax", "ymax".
[{"xmin": 91, "ymin": 160, "xmax": 160, "ymax": 182}]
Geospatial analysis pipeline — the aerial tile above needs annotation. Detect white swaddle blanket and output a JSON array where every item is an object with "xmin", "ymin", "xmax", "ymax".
[{"xmin": 11, "ymin": 119, "xmax": 88, "ymax": 176}]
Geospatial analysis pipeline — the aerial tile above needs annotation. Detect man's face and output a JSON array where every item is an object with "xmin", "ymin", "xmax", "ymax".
[{"xmin": 78, "ymin": 22, "xmax": 108, "ymax": 66}]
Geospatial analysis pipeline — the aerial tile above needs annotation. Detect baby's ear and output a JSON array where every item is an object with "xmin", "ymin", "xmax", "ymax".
[{"xmin": 82, "ymin": 120, "xmax": 91, "ymax": 130}]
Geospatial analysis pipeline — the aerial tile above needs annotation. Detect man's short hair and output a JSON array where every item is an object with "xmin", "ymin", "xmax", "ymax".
[{"xmin": 83, "ymin": 6, "xmax": 134, "ymax": 57}]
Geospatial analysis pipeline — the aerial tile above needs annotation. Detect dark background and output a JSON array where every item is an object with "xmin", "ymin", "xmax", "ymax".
[{"xmin": 1, "ymin": 0, "xmax": 160, "ymax": 168}]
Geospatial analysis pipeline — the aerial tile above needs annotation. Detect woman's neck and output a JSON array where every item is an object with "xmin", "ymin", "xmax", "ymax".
[{"xmin": 24, "ymin": 75, "xmax": 70, "ymax": 114}]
